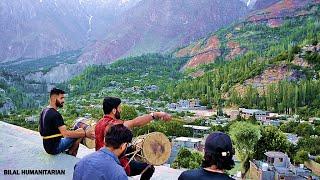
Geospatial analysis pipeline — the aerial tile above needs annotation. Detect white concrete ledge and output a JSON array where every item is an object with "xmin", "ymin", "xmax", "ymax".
[{"xmin": 0, "ymin": 121, "xmax": 182, "ymax": 180}]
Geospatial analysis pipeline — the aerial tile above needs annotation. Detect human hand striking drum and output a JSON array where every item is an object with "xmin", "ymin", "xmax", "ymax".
[
  {"xmin": 85, "ymin": 128, "xmax": 95, "ymax": 140},
  {"xmin": 73, "ymin": 118, "xmax": 96, "ymax": 148}
]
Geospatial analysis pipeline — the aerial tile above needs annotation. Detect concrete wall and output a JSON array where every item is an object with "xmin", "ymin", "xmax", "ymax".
[
  {"xmin": 249, "ymin": 161, "xmax": 275, "ymax": 180},
  {"xmin": 249, "ymin": 161, "xmax": 262, "ymax": 180},
  {"xmin": 305, "ymin": 160, "xmax": 320, "ymax": 176}
]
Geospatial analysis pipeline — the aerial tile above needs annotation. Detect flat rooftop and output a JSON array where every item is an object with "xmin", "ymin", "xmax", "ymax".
[
  {"xmin": 0, "ymin": 121, "xmax": 182, "ymax": 180},
  {"xmin": 240, "ymin": 108, "xmax": 266, "ymax": 114},
  {"xmin": 174, "ymin": 137, "xmax": 203, "ymax": 143},
  {"xmin": 264, "ymin": 151, "xmax": 288, "ymax": 158},
  {"xmin": 183, "ymin": 125, "xmax": 211, "ymax": 130}
]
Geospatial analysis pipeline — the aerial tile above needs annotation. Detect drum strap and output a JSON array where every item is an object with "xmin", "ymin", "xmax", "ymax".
[
  {"xmin": 40, "ymin": 107, "xmax": 63, "ymax": 140},
  {"xmin": 42, "ymin": 134, "xmax": 63, "ymax": 139}
]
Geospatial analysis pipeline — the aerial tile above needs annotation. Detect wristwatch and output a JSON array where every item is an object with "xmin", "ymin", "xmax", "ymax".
[{"xmin": 150, "ymin": 112, "xmax": 156, "ymax": 120}]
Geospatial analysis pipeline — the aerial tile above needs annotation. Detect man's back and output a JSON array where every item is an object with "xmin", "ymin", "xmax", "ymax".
[
  {"xmin": 73, "ymin": 148, "xmax": 127, "ymax": 180},
  {"xmin": 178, "ymin": 168, "xmax": 234, "ymax": 180},
  {"xmin": 95, "ymin": 115, "xmax": 123, "ymax": 151},
  {"xmin": 39, "ymin": 108, "xmax": 64, "ymax": 154}
]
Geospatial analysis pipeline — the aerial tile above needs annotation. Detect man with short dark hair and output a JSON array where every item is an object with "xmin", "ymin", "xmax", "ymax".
[
  {"xmin": 95, "ymin": 97, "xmax": 172, "ymax": 180},
  {"xmin": 39, "ymin": 88, "xmax": 95, "ymax": 156},
  {"xmin": 178, "ymin": 132, "xmax": 235, "ymax": 180},
  {"xmin": 73, "ymin": 124, "xmax": 133, "ymax": 180}
]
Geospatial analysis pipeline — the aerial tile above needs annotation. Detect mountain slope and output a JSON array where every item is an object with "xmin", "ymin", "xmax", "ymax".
[
  {"xmin": 78, "ymin": 0, "xmax": 249, "ymax": 65},
  {"xmin": 252, "ymin": 0, "xmax": 281, "ymax": 10},
  {"xmin": 169, "ymin": 1, "xmax": 320, "ymax": 115},
  {"xmin": 0, "ymin": 0, "xmax": 139, "ymax": 62},
  {"xmin": 175, "ymin": 0, "xmax": 320, "ymax": 68},
  {"xmin": 68, "ymin": 53, "xmax": 189, "ymax": 97}
]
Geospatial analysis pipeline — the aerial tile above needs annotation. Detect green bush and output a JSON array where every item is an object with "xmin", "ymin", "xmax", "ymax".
[
  {"xmin": 172, "ymin": 148, "xmax": 203, "ymax": 169},
  {"xmin": 294, "ymin": 150, "xmax": 309, "ymax": 164}
]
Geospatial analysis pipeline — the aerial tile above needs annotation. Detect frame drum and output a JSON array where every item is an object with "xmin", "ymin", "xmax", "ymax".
[
  {"xmin": 131, "ymin": 132, "xmax": 171, "ymax": 166},
  {"xmin": 73, "ymin": 117, "xmax": 96, "ymax": 149}
]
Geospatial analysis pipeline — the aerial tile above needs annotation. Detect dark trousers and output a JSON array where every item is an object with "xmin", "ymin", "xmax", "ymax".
[
  {"xmin": 126, "ymin": 146, "xmax": 155, "ymax": 180},
  {"xmin": 129, "ymin": 160, "xmax": 155, "ymax": 180}
]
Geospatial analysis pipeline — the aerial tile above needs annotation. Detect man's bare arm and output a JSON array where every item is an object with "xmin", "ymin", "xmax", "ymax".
[
  {"xmin": 123, "ymin": 112, "xmax": 171, "ymax": 129},
  {"xmin": 58, "ymin": 125, "xmax": 85, "ymax": 138}
]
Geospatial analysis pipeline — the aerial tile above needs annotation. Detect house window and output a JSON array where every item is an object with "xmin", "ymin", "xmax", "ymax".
[
  {"xmin": 271, "ymin": 158, "xmax": 274, "ymax": 163},
  {"xmin": 279, "ymin": 158, "xmax": 283, "ymax": 162}
]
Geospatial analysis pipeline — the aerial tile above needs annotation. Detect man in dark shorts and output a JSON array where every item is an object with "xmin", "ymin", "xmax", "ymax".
[
  {"xmin": 178, "ymin": 132, "xmax": 235, "ymax": 180},
  {"xmin": 39, "ymin": 88, "xmax": 95, "ymax": 156},
  {"xmin": 95, "ymin": 97, "xmax": 172, "ymax": 180},
  {"xmin": 73, "ymin": 124, "xmax": 133, "ymax": 180}
]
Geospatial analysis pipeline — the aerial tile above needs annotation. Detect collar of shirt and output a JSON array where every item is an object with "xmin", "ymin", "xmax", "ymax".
[
  {"xmin": 103, "ymin": 115, "xmax": 115, "ymax": 120},
  {"xmin": 100, "ymin": 147, "xmax": 121, "ymax": 165}
]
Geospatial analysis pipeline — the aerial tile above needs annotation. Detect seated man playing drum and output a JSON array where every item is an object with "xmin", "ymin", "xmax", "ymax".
[
  {"xmin": 73, "ymin": 124, "xmax": 133, "ymax": 180},
  {"xmin": 39, "ymin": 88, "xmax": 95, "ymax": 156},
  {"xmin": 95, "ymin": 97, "xmax": 172, "ymax": 180}
]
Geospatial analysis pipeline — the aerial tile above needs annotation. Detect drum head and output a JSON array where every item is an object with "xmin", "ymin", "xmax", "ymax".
[
  {"xmin": 83, "ymin": 124, "xmax": 96, "ymax": 149},
  {"xmin": 83, "ymin": 138, "xmax": 95, "ymax": 149},
  {"xmin": 142, "ymin": 132, "xmax": 171, "ymax": 166}
]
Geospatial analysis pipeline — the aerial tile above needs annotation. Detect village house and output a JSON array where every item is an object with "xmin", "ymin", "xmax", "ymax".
[
  {"xmin": 189, "ymin": 99, "xmax": 201, "ymax": 108},
  {"xmin": 285, "ymin": 133, "xmax": 300, "ymax": 145},
  {"xmin": 239, "ymin": 109, "xmax": 296, "ymax": 126},
  {"xmin": 0, "ymin": 88, "xmax": 5, "ymax": 94},
  {"xmin": 309, "ymin": 117, "xmax": 320, "ymax": 124},
  {"xmin": 179, "ymin": 100, "xmax": 190, "ymax": 109},
  {"xmin": 167, "ymin": 99, "xmax": 204, "ymax": 111},
  {"xmin": 264, "ymin": 113, "xmax": 281, "ymax": 125},
  {"xmin": 205, "ymin": 116, "xmax": 230, "ymax": 126},
  {"xmin": 25, "ymin": 115, "xmax": 38, "ymax": 123},
  {"xmin": 89, "ymin": 104, "xmax": 102, "ymax": 109},
  {"xmin": 183, "ymin": 125, "xmax": 211, "ymax": 137},
  {"xmin": 168, "ymin": 137, "xmax": 204, "ymax": 164},
  {"xmin": 240, "ymin": 108, "xmax": 268, "ymax": 121},
  {"xmin": 144, "ymin": 85, "xmax": 159, "ymax": 91},
  {"xmin": 262, "ymin": 119, "xmax": 281, "ymax": 126},
  {"xmin": 223, "ymin": 109, "xmax": 240, "ymax": 120},
  {"xmin": 167, "ymin": 103, "xmax": 178, "ymax": 110},
  {"xmin": 249, "ymin": 151, "xmax": 313, "ymax": 180},
  {"xmin": 172, "ymin": 137, "xmax": 203, "ymax": 151}
]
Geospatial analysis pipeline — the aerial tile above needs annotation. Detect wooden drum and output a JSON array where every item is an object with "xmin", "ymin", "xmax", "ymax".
[
  {"xmin": 73, "ymin": 117, "xmax": 96, "ymax": 149},
  {"xmin": 131, "ymin": 132, "xmax": 171, "ymax": 166}
]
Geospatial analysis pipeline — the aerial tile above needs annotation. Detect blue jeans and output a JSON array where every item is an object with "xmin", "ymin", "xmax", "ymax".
[{"xmin": 55, "ymin": 137, "xmax": 76, "ymax": 154}]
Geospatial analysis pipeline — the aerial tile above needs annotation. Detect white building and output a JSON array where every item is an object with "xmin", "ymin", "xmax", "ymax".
[
  {"xmin": 240, "ymin": 108, "xmax": 267, "ymax": 121},
  {"xmin": 168, "ymin": 137, "xmax": 204, "ymax": 164},
  {"xmin": 183, "ymin": 125, "xmax": 211, "ymax": 137},
  {"xmin": 285, "ymin": 133, "xmax": 300, "ymax": 145},
  {"xmin": 178, "ymin": 100, "xmax": 190, "ymax": 109},
  {"xmin": 25, "ymin": 116, "xmax": 38, "ymax": 123},
  {"xmin": 168, "ymin": 99, "xmax": 204, "ymax": 111},
  {"xmin": 173, "ymin": 137, "xmax": 203, "ymax": 149},
  {"xmin": 144, "ymin": 85, "xmax": 159, "ymax": 91}
]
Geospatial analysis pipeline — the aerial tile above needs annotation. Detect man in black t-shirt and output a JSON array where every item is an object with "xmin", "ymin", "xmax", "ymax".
[
  {"xmin": 178, "ymin": 132, "xmax": 235, "ymax": 180},
  {"xmin": 39, "ymin": 88, "xmax": 95, "ymax": 156}
]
